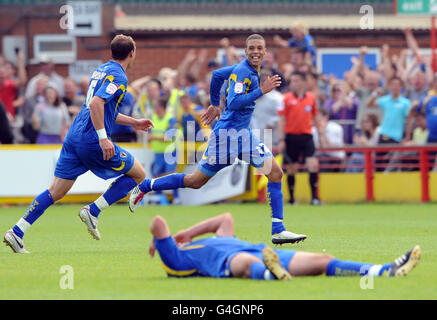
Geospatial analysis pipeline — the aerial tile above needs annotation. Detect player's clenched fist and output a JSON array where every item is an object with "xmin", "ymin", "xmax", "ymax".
[
  {"xmin": 260, "ymin": 75, "xmax": 281, "ymax": 95},
  {"xmin": 100, "ymin": 138, "xmax": 115, "ymax": 160}
]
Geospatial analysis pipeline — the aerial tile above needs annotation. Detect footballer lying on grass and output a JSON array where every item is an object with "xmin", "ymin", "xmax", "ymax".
[{"xmin": 149, "ymin": 213, "xmax": 421, "ymax": 280}]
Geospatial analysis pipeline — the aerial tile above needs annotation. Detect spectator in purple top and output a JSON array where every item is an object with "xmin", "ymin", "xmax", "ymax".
[{"xmin": 323, "ymin": 81, "xmax": 358, "ymax": 144}]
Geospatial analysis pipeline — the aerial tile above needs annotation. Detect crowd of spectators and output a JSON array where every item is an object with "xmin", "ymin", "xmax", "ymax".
[{"xmin": 1, "ymin": 24, "xmax": 436, "ymax": 175}]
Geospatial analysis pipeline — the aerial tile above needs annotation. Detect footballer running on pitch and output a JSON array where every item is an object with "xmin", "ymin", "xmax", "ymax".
[
  {"xmin": 130, "ymin": 34, "xmax": 307, "ymax": 245},
  {"xmin": 4, "ymin": 35, "xmax": 154, "ymax": 253}
]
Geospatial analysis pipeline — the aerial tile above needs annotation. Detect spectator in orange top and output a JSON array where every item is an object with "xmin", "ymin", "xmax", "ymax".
[{"xmin": 278, "ymin": 71, "xmax": 321, "ymax": 205}]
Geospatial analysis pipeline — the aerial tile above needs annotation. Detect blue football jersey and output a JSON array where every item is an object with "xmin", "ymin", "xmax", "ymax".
[
  {"xmin": 65, "ymin": 60, "xmax": 128, "ymax": 145},
  {"xmin": 416, "ymin": 94, "xmax": 437, "ymax": 142},
  {"xmin": 210, "ymin": 59, "xmax": 263, "ymax": 132},
  {"xmin": 179, "ymin": 237, "xmax": 267, "ymax": 278},
  {"xmin": 155, "ymin": 235, "xmax": 297, "ymax": 278}
]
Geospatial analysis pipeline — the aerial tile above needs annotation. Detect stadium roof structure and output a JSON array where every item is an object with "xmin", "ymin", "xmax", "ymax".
[{"xmin": 115, "ymin": 14, "xmax": 430, "ymax": 33}]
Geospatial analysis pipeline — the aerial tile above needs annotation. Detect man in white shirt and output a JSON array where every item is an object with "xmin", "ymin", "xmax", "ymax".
[
  {"xmin": 251, "ymin": 69, "xmax": 284, "ymax": 148},
  {"xmin": 25, "ymin": 55, "xmax": 64, "ymax": 100},
  {"xmin": 312, "ymin": 108, "xmax": 345, "ymax": 172}
]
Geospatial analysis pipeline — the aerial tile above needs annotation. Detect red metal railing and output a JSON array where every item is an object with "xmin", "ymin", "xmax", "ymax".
[{"xmin": 314, "ymin": 144, "xmax": 437, "ymax": 203}]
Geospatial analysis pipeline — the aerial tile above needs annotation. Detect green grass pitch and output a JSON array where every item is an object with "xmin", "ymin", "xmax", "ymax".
[{"xmin": 0, "ymin": 203, "xmax": 436, "ymax": 300}]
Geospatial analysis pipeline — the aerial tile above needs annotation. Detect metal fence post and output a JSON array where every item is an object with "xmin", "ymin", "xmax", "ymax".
[
  {"xmin": 419, "ymin": 149, "xmax": 430, "ymax": 202},
  {"xmin": 364, "ymin": 149, "xmax": 374, "ymax": 202}
]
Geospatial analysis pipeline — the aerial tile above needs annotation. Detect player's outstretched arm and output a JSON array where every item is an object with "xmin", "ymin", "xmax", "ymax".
[
  {"xmin": 115, "ymin": 113, "xmax": 154, "ymax": 131},
  {"xmin": 173, "ymin": 213, "xmax": 235, "ymax": 245},
  {"xmin": 227, "ymin": 75, "xmax": 281, "ymax": 111}
]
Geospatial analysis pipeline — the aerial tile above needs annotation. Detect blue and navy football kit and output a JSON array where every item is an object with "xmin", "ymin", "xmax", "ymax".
[
  {"xmin": 416, "ymin": 94, "xmax": 437, "ymax": 143},
  {"xmin": 137, "ymin": 58, "xmax": 285, "ymax": 237},
  {"xmin": 155, "ymin": 235, "xmax": 296, "ymax": 278},
  {"xmin": 198, "ymin": 59, "xmax": 273, "ymax": 176},
  {"xmin": 154, "ymin": 235, "xmax": 393, "ymax": 279},
  {"xmin": 55, "ymin": 60, "xmax": 134, "ymax": 180},
  {"xmin": 10, "ymin": 60, "xmax": 140, "ymax": 242}
]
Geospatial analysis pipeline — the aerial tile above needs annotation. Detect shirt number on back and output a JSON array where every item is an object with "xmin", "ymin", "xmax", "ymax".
[{"xmin": 86, "ymin": 79, "xmax": 98, "ymax": 108}]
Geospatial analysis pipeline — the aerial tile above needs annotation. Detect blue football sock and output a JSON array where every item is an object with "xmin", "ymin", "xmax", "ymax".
[
  {"xmin": 139, "ymin": 179, "xmax": 152, "ymax": 193},
  {"xmin": 89, "ymin": 175, "xmax": 137, "ymax": 218},
  {"xmin": 88, "ymin": 203, "xmax": 100, "ymax": 217},
  {"xmin": 138, "ymin": 179, "xmax": 152, "ymax": 193},
  {"xmin": 22, "ymin": 189, "xmax": 54, "ymax": 224},
  {"xmin": 378, "ymin": 263, "xmax": 392, "ymax": 276},
  {"xmin": 326, "ymin": 259, "xmax": 392, "ymax": 277},
  {"xmin": 139, "ymin": 173, "xmax": 186, "ymax": 193},
  {"xmin": 250, "ymin": 262, "xmax": 275, "ymax": 280},
  {"xmin": 13, "ymin": 189, "xmax": 54, "ymax": 238},
  {"xmin": 12, "ymin": 225, "xmax": 24, "ymax": 238},
  {"xmin": 267, "ymin": 182, "xmax": 286, "ymax": 234}
]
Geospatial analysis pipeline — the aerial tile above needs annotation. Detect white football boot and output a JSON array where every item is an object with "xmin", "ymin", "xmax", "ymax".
[
  {"xmin": 78, "ymin": 206, "xmax": 101, "ymax": 240},
  {"xmin": 272, "ymin": 230, "xmax": 307, "ymax": 245},
  {"xmin": 128, "ymin": 185, "xmax": 145, "ymax": 213},
  {"xmin": 3, "ymin": 229, "xmax": 29, "ymax": 253}
]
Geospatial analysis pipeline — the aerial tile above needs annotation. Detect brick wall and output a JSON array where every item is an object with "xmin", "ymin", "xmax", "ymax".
[{"xmin": 0, "ymin": 3, "xmax": 114, "ymax": 79}]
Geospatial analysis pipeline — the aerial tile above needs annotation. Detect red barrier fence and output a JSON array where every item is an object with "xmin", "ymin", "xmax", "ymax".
[{"xmin": 314, "ymin": 144, "xmax": 437, "ymax": 203}]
